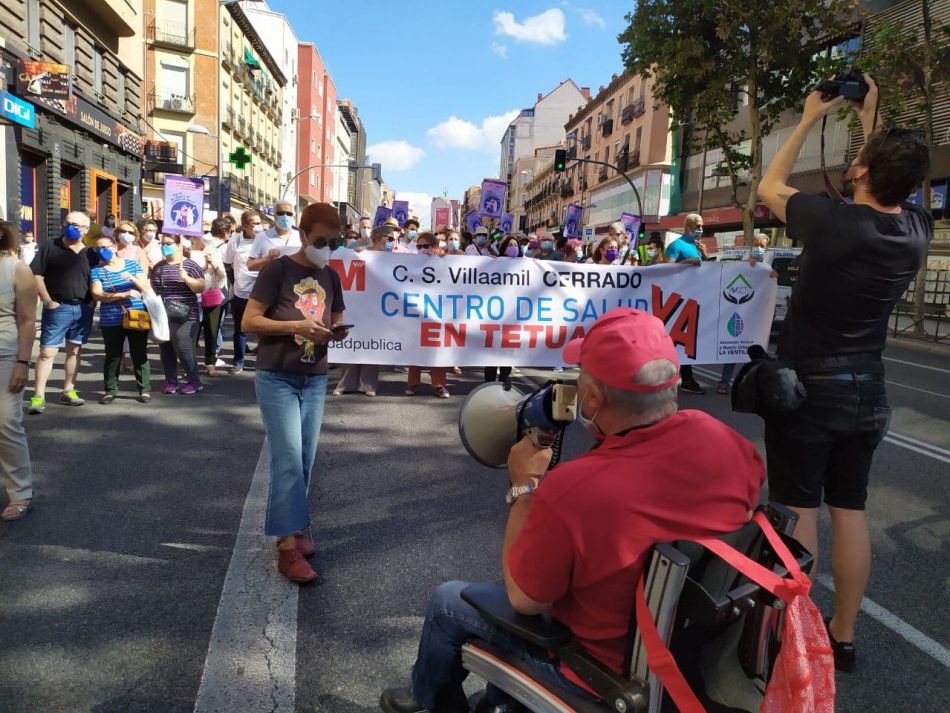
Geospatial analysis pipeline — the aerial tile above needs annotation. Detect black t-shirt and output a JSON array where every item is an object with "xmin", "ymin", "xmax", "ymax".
[
  {"xmin": 31, "ymin": 238, "xmax": 97, "ymax": 303},
  {"xmin": 249, "ymin": 256, "xmax": 345, "ymax": 374},
  {"xmin": 779, "ymin": 193, "xmax": 933, "ymax": 361}
]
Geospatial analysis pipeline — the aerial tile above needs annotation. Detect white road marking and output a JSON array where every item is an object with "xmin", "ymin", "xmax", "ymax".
[
  {"xmin": 160, "ymin": 542, "xmax": 227, "ymax": 553},
  {"xmin": 193, "ymin": 441, "xmax": 298, "ymax": 713},
  {"xmin": 816, "ymin": 574, "xmax": 950, "ymax": 668},
  {"xmin": 883, "ymin": 436, "xmax": 950, "ymax": 465},
  {"xmin": 887, "ymin": 431, "xmax": 950, "ymax": 457},
  {"xmin": 885, "ymin": 380, "xmax": 950, "ymax": 399},
  {"xmin": 883, "ymin": 356, "xmax": 950, "ymax": 375}
]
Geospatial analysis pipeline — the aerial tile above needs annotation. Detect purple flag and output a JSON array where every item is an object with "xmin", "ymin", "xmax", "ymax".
[
  {"xmin": 391, "ymin": 200, "xmax": 410, "ymax": 227},
  {"xmin": 500, "ymin": 212, "xmax": 514, "ymax": 233},
  {"xmin": 479, "ymin": 179, "xmax": 506, "ymax": 219},
  {"xmin": 373, "ymin": 206, "xmax": 392, "ymax": 228},
  {"xmin": 465, "ymin": 210, "xmax": 481, "ymax": 234},
  {"xmin": 563, "ymin": 204, "xmax": 582, "ymax": 238},
  {"xmin": 620, "ymin": 212, "xmax": 642, "ymax": 244},
  {"xmin": 162, "ymin": 175, "xmax": 205, "ymax": 237}
]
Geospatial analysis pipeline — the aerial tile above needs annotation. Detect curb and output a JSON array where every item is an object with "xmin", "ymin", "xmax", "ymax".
[{"xmin": 885, "ymin": 335, "xmax": 949, "ymax": 357}]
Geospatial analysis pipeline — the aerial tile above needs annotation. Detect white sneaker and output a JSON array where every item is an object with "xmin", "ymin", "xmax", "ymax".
[{"xmin": 214, "ymin": 358, "xmax": 227, "ymax": 368}]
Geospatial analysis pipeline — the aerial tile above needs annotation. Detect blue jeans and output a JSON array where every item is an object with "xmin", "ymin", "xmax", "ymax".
[
  {"xmin": 410, "ymin": 581, "xmax": 598, "ymax": 712},
  {"xmin": 255, "ymin": 370, "xmax": 328, "ymax": 536},
  {"xmin": 231, "ymin": 296, "xmax": 248, "ymax": 366},
  {"xmin": 39, "ymin": 303, "xmax": 94, "ymax": 348},
  {"xmin": 719, "ymin": 362, "xmax": 737, "ymax": 386}
]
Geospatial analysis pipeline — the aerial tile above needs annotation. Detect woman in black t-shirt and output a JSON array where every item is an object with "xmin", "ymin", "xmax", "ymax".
[{"xmin": 242, "ymin": 203, "xmax": 347, "ymax": 584}]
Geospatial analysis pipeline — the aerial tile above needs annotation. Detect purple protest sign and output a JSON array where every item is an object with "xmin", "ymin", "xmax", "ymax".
[
  {"xmin": 563, "ymin": 204, "xmax": 582, "ymax": 238},
  {"xmin": 465, "ymin": 210, "xmax": 481, "ymax": 234},
  {"xmin": 500, "ymin": 212, "xmax": 514, "ymax": 233},
  {"xmin": 373, "ymin": 206, "xmax": 392, "ymax": 228},
  {"xmin": 479, "ymin": 179, "xmax": 506, "ymax": 219},
  {"xmin": 162, "ymin": 175, "xmax": 205, "ymax": 237},
  {"xmin": 391, "ymin": 200, "xmax": 410, "ymax": 227},
  {"xmin": 620, "ymin": 212, "xmax": 642, "ymax": 244}
]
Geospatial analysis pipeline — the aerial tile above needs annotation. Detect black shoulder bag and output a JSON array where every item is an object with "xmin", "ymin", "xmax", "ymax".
[
  {"xmin": 731, "ymin": 345, "xmax": 807, "ymax": 418},
  {"xmin": 158, "ymin": 264, "xmax": 192, "ymax": 323}
]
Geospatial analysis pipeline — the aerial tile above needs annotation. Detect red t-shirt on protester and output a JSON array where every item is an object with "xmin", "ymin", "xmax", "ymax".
[{"xmin": 507, "ymin": 409, "xmax": 764, "ymax": 690}]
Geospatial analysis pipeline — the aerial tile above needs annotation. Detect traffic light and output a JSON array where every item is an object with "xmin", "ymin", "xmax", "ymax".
[{"xmin": 554, "ymin": 149, "xmax": 567, "ymax": 172}]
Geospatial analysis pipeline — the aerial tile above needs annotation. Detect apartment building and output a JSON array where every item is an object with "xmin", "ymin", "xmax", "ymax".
[
  {"xmin": 331, "ymin": 108, "xmax": 350, "ymax": 207},
  {"xmin": 337, "ymin": 98, "xmax": 366, "ymax": 221},
  {"xmin": 562, "ymin": 71, "xmax": 673, "ymax": 235},
  {"xmin": 510, "ymin": 148, "xmax": 559, "ymax": 232},
  {"xmin": 296, "ymin": 42, "xmax": 337, "ymax": 211},
  {"xmin": 0, "ymin": 0, "xmax": 145, "ymax": 240},
  {"xmin": 523, "ymin": 149, "xmax": 559, "ymax": 232}
]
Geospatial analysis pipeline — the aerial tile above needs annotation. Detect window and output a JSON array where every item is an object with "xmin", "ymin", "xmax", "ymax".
[
  {"xmin": 93, "ymin": 47, "xmax": 104, "ymax": 95},
  {"xmin": 27, "ymin": 0, "xmax": 40, "ymax": 51},
  {"xmin": 160, "ymin": 63, "xmax": 189, "ymax": 100},
  {"xmin": 312, "ymin": 72, "xmax": 317, "ymax": 88},
  {"xmin": 64, "ymin": 22, "xmax": 76, "ymax": 69},
  {"xmin": 635, "ymin": 127, "xmax": 642, "ymax": 154},
  {"xmin": 117, "ymin": 70, "xmax": 126, "ymax": 110},
  {"xmin": 163, "ymin": 131, "xmax": 186, "ymax": 162}
]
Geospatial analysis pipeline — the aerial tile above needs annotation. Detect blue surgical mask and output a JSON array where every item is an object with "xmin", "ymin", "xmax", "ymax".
[
  {"xmin": 751, "ymin": 246, "xmax": 766, "ymax": 261},
  {"xmin": 64, "ymin": 224, "xmax": 83, "ymax": 241},
  {"xmin": 647, "ymin": 247, "xmax": 658, "ymax": 259},
  {"xmin": 541, "ymin": 240, "xmax": 553, "ymax": 251},
  {"xmin": 448, "ymin": 239, "xmax": 460, "ymax": 251},
  {"xmin": 384, "ymin": 241, "xmax": 394, "ymax": 252},
  {"xmin": 408, "ymin": 230, "xmax": 417, "ymax": 239},
  {"xmin": 684, "ymin": 230, "xmax": 701, "ymax": 242},
  {"xmin": 276, "ymin": 215, "xmax": 294, "ymax": 231},
  {"xmin": 161, "ymin": 244, "xmax": 177, "ymax": 258},
  {"xmin": 475, "ymin": 235, "xmax": 487, "ymax": 245},
  {"xmin": 98, "ymin": 247, "xmax": 114, "ymax": 262}
]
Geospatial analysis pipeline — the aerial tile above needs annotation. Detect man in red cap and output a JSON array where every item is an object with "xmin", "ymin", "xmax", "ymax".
[{"xmin": 380, "ymin": 309, "xmax": 764, "ymax": 713}]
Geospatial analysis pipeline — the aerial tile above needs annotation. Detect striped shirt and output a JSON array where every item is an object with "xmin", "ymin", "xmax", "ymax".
[
  {"xmin": 91, "ymin": 259, "xmax": 147, "ymax": 328},
  {"xmin": 150, "ymin": 259, "xmax": 204, "ymax": 321}
]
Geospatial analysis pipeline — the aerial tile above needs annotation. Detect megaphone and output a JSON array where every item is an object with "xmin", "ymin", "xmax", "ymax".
[{"xmin": 458, "ymin": 381, "xmax": 578, "ymax": 469}]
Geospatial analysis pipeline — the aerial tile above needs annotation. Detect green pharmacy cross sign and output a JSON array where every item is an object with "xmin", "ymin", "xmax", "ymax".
[{"xmin": 229, "ymin": 146, "xmax": 251, "ymax": 169}]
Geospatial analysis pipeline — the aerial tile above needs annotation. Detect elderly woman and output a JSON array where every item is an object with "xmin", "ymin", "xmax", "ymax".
[
  {"xmin": 114, "ymin": 220, "xmax": 150, "ymax": 273},
  {"xmin": 0, "ymin": 222, "xmax": 38, "ymax": 521},
  {"xmin": 562, "ymin": 238, "xmax": 583, "ymax": 263},
  {"xmin": 242, "ymin": 202, "xmax": 347, "ymax": 583},
  {"xmin": 150, "ymin": 234, "xmax": 205, "ymax": 395}
]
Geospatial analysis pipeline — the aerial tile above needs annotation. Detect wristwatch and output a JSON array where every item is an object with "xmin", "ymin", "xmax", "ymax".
[{"xmin": 505, "ymin": 484, "xmax": 535, "ymax": 506}]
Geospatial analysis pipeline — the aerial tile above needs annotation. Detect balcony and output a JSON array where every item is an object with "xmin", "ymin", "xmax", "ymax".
[
  {"xmin": 147, "ymin": 18, "xmax": 195, "ymax": 51},
  {"xmin": 560, "ymin": 183, "xmax": 574, "ymax": 198},
  {"xmin": 632, "ymin": 97, "xmax": 646, "ymax": 117},
  {"xmin": 601, "ymin": 118, "xmax": 614, "ymax": 137},
  {"xmin": 237, "ymin": 116, "xmax": 247, "ymax": 138},
  {"xmin": 621, "ymin": 105, "xmax": 635, "ymax": 125},
  {"xmin": 223, "ymin": 106, "xmax": 234, "ymax": 129},
  {"xmin": 581, "ymin": 135, "xmax": 591, "ymax": 151},
  {"xmin": 616, "ymin": 150, "xmax": 629, "ymax": 172},
  {"xmin": 222, "ymin": 45, "xmax": 234, "ymax": 70},
  {"xmin": 148, "ymin": 91, "xmax": 196, "ymax": 115},
  {"xmin": 598, "ymin": 166, "xmax": 609, "ymax": 183}
]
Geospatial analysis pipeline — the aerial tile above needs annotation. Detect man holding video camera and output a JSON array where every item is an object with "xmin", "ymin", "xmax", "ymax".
[
  {"xmin": 758, "ymin": 74, "xmax": 932, "ymax": 672},
  {"xmin": 380, "ymin": 309, "xmax": 764, "ymax": 713}
]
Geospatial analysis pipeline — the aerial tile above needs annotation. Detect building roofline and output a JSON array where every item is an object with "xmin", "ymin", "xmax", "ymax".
[
  {"xmin": 226, "ymin": 3, "xmax": 288, "ymax": 85},
  {"xmin": 565, "ymin": 70, "xmax": 634, "ymax": 131}
]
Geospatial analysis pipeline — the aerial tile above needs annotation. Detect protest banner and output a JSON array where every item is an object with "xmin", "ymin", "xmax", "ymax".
[
  {"xmin": 434, "ymin": 207, "xmax": 450, "ymax": 228},
  {"xmin": 500, "ymin": 212, "xmax": 514, "ymax": 233},
  {"xmin": 563, "ymin": 205, "xmax": 581, "ymax": 238},
  {"xmin": 620, "ymin": 212, "xmax": 642, "ymax": 243},
  {"xmin": 162, "ymin": 175, "xmax": 205, "ymax": 237},
  {"xmin": 391, "ymin": 200, "xmax": 409, "ymax": 227},
  {"xmin": 479, "ymin": 179, "xmax": 506, "ymax": 219},
  {"xmin": 373, "ymin": 206, "xmax": 392, "ymax": 228},
  {"xmin": 465, "ymin": 210, "xmax": 481, "ymax": 234},
  {"xmin": 325, "ymin": 251, "xmax": 777, "ymax": 367}
]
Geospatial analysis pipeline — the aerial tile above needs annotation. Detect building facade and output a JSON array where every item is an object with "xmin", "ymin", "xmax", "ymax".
[
  {"xmin": 510, "ymin": 148, "xmax": 558, "ymax": 232},
  {"xmin": 337, "ymin": 97, "xmax": 365, "ymax": 221},
  {"xmin": 0, "ymin": 0, "xmax": 146, "ymax": 240},
  {"xmin": 296, "ymin": 42, "xmax": 337, "ymax": 211},
  {"xmin": 330, "ymin": 108, "xmax": 350, "ymax": 206}
]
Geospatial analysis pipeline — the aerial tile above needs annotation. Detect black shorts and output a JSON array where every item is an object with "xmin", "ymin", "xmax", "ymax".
[{"xmin": 764, "ymin": 372, "xmax": 891, "ymax": 510}]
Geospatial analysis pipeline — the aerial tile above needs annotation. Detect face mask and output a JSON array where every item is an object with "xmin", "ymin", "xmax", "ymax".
[
  {"xmin": 252, "ymin": 225, "xmax": 264, "ymax": 235},
  {"xmin": 116, "ymin": 231, "xmax": 134, "ymax": 244},
  {"xmin": 605, "ymin": 248, "xmax": 620, "ymax": 262},
  {"xmin": 276, "ymin": 215, "xmax": 294, "ymax": 231},
  {"xmin": 105, "ymin": 217, "xmax": 116, "ymax": 228},
  {"xmin": 505, "ymin": 244, "xmax": 520, "ymax": 257},
  {"xmin": 161, "ymin": 244, "xmax": 177, "ymax": 258},
  {"xmin": 525, "ymin": 249, "xmax": 536, "ymax": 258},
  {"xmin": 384, "ymin": 241, "xmax": 394, "ymax": 252},
  {"xmin": 304, "ymin": 244, "xmax": 331, "ymax": 268},
  {"xmin": 98, "ymin": 247, "xmax": 114, "ymax": 262},
  {"xmin": 751, "ymin": 246, "xmax": 766, "ymax": 261},
  {"xmin": 475, "ymin": 235, "xmax": 487, "ymax": 246},
  {"xmin": 683, "ymin": 230, "xmax": 701, "ymax": 242},
  {"xmin": 361, "ymin": 228, "xmax": 372, "ymax": 239},
  {"xmin": 647, "ymin": 247, "xmax": 657, "ymax": 259},
  {"xmin": 64, "ymin": 224, "xmax": 83, "ymax": 241},
  {"xmin": 448, "ymin": 239, "xmax": 460, "ymax": 251},
  {"xmin": 182, "ymin": 238, "xmax": 192, "ymax": 250},
  {"xmin": 417, "ymin": 245, "xmax": 433, "ymax": 255},
  {"xmin": 142, "ymin": 231, "xmax": 156, "ymax": 242},
  {"xmin": 408, "ymin": 230, "xmax": 417, "ymax": 240},
  {"xmin": 541, "ymin": 240, "xmax": 553, "ymax": 251},
  {"xmin": 577, "ymin": 387, "xmax": 604, "ymax": 439},
  {"xmin": 24, "ymin": 235, "xmax": 34, "ymax": 243}
]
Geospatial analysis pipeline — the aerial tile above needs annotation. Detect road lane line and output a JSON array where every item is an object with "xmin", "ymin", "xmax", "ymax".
[
  {"xmin": 883, "ymin": 356, "xmax": 950, "ymax": 375},
  {"xmin": 885, "ymin": 380, "xmax": 950, "ymax": 399},
  {"xmin": 887, "ymin": 431, "xmax": 950, "ymax": 456},
  {"xmin": 193, "ymin": 441, "xmax": 298, "ymax": 713},
  {"xmin": 883, "ymin": 436, "xmax": 950, "ymax": 465},
  {"xmin": 816, "ymin": 574, "xmax": 950, "ymax": 668}
]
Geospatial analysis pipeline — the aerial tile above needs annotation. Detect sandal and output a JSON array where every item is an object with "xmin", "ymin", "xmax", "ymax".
[{"xmin": 1, "ymin": 499, "xmax": 32, "ymax": 522}]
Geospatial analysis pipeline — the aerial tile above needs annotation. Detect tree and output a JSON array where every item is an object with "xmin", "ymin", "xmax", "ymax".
[
  {"xmin": 858, "ymin": 0, "xmax": 950, "ymax": 336},
  {"xmin": 619, "ymin": 0, "xmax": 858, "ymax": 241}
]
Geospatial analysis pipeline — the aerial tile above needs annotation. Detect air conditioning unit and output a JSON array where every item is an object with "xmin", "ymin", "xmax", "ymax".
[
  {"xmin": 170, "ymin": 97, "xmax": 183, "ymax": 110},
  {"xmin": 597, "ymin": 114, "xmax": 606, "ymax": 125}
]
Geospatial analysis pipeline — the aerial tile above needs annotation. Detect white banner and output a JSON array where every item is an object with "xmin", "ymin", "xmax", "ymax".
[{"xmin": 324, "ymin": 251, "xmax": 777, "ymax": 367}]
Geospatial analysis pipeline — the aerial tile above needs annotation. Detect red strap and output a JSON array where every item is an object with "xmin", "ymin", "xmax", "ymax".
[{"xmin": 635, "ymin": 578, "xmax": 706, "ymax": 713}]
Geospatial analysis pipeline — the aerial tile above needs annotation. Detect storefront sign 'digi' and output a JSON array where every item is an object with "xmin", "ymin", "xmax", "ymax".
[
  {"xmin": 0, "ymin": 90, "xmax": 35, "ymax": 129},
  {"xmin": 16, "ymin": 60, "xmax": 71, "ymax": 100}
]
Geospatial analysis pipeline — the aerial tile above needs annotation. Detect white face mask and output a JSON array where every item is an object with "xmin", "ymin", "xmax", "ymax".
[
  {"xmin": 304, "ymin": 244, "xmax": 330, "ymax": 268},
  {"xmin": 360, "ymin": 228, "xmax": 372, "ymax": 239},
  {"xmin": 252, "ymin": 224, "xmax": 264, "ymax": 234},
  {"xmin": 142, "ymin": 231, "xmax": 156, "ymax": 242},
  {"xmin": 576, "ymin": 386, "xmax": 603, "ymax": 439}
]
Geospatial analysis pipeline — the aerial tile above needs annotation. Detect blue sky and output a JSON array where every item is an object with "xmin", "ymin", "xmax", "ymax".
[{"xmin": 268, "ymin": 0, "xmax": 635, "ymax": 224}]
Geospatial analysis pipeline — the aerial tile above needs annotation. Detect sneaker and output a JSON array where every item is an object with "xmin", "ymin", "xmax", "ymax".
[
  {"xmin": 180, "ymin": 381, "xmax": 203, "ymax": 395},
  {"xmin": 137, "ymin": 392, "xmax": 152, "ymax": 404},
  {"xmin": 163, "ymin": 380, "xmax": 179, "ymax": 395},
  {"xmin": 434, "ymin": 387, "xmax": 450, "ymax": 399},
  {"xmin": 28, "ymin": 396, "xmax": 46, "ymax": 415},
  {"xmin": 680, "ymin": 380, "xmax": 706, "ymax": 395},
  {"xmin": 60, "ymin": 390, "xmax": 85, "ymax": 406},
  {"xmin": 404, "ymin": 385, "xmax": 418, "ymax": 396},
  {"xmin": 229, "ymin": 364, "xmax": 244, "ymax": 375},
  {"xmin": 825, "ymin": 618, "xmax": 856, "ymax": 672},
  {"xmin": 277, "ymin": 547, "xmax": 317, "ymax": 583},
  {"xmin": 214, "ymin": 358, "xmax": 227, "ymax": 368},
  {"xmin": 99, "ymin": 394, "xmax": 117, "ymax": 405}
]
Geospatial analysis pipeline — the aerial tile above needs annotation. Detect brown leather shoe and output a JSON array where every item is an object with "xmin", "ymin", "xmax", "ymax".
[
  {"xmin": 294, "ymin": 531, "xmax": 315, "ymax": 557},
  {"xmin": 277, "ymin": 547, "xmax": 317, "ymax": 583}
]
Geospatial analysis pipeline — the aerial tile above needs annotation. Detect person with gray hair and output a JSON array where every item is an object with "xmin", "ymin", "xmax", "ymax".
[{"xmin": 379, "ymin": 308, "xmax": 764, "ymax": 713}]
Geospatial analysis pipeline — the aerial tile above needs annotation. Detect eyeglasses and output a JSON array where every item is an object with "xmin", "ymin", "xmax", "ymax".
[
  {"xmin": 276, "ymin": 211, "xmax": 294, "ymax": 217},
  {"xmin": 311, "ymin": 236, "xmax": 341, "ymax": 250}
]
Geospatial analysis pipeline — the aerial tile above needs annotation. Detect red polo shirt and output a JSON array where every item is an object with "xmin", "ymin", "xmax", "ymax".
[{"xmin": 507, "ymin": 409, "xmax": 764, "ymax": 689}]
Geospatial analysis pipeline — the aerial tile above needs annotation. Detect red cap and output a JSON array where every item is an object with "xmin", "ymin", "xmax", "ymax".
[{"xmin": 563, "ymin": 308, "xmax": 680, "ymax": 392}]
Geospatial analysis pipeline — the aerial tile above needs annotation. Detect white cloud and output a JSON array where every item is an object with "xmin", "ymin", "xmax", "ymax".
[
  {"xmin": 366, "ymin": 140, "xmax": 425, "ymax": 172},
  {"xmin": 491, "ymin": 42, "xmax": 509, "ymax": 59},
  {"xmin": 393, "ymin": 191, "xmax": 432, "ymax": 229},
  {"xmin": 578, "ymin": 8, "xmax": 606, "ymax": 29},
  {"xmin": 492, "ymin": 8, "xmax": 567, "ymax": 45},
  {"xmin": 426, "ymin": 109, "xmax": 520, "ymax": 152}
]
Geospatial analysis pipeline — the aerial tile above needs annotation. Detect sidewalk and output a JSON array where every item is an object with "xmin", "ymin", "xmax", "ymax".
[{"xmin": 886, "ymin": 312, "xmax": 950, "ymax": 356}]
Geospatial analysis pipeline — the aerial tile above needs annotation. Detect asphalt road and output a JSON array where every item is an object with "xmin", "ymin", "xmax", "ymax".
[{"xmin": 0, "ymin": 329, "xmax": 946, "ymax": 713}]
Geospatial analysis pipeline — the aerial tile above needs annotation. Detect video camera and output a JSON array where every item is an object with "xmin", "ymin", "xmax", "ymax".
[
  {"xmin": 458, "ymin": 380, "xmax": 578, "ymax": 469},
  {"xmin": 815, "ymin": 68, "xmax": 869, "ymax": 102}
]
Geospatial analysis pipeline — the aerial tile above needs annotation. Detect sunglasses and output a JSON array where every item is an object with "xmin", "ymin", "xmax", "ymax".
[
  {"xmin": 276, "ymin": 211, "xmax": 294, "ymax": 217},
  {"xmin": 417, "ymin": 244, "xmax": 435, "ymax": 250},
  {"xmin": 311, "ymin": 236, "xmax": 341, "ymax": 250}
]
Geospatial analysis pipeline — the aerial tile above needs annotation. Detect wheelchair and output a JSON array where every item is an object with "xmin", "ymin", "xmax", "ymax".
[{"xmin": 460, "ymin": 503, "xmax": 813, "ymax": 713}]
